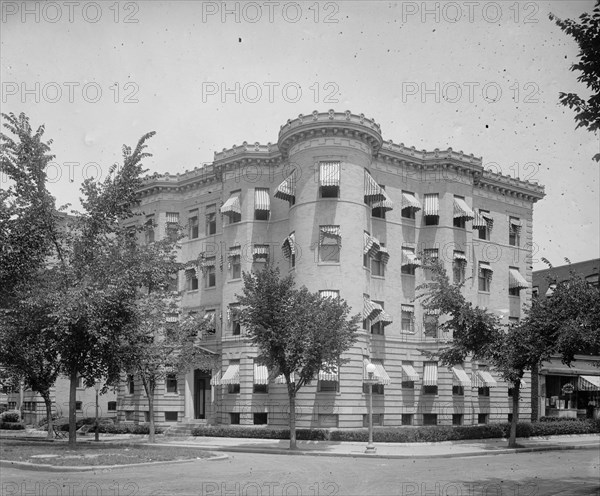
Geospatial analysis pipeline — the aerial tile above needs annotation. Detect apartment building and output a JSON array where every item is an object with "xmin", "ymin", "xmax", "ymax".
[{"xmin": 119, "ymin": 110, "xmax": 545, "ymax": 428}]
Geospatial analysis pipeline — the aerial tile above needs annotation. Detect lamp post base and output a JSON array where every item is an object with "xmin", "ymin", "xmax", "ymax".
[{"xmin": 365, "ymin": 444, "xmax": 376, "ymax": 454}]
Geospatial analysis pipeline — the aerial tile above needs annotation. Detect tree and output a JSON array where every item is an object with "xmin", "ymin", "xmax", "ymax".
[
  {"xmin": 550, "ymin": 1, "xmax": 600, "ymax": 162},
  {"xmin": 237, "ymin": 266, "xmax": 360, "ymax": 449}
]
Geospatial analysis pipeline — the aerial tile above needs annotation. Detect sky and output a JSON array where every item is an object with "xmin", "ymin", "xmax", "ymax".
[{"xmin": 1, "ymin": 0, "xmax": 598, "ymax": 269}]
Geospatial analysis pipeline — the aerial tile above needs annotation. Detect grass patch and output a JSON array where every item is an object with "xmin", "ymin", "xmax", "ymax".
[{"xmin": 0, "ymin": 440, "xmax": 213, "ymax": 466}]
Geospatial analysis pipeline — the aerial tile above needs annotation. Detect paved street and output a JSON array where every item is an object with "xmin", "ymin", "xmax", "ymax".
[{"xmin": 1, "ymin": 450, "xmax": 598, "ymax": 496}]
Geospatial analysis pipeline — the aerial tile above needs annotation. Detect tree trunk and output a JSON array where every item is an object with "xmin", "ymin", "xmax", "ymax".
[
  {"xmin": 40, "ymin": 391, "xmax": 53, "ymax": 440},
  {"xmin": 68, "ymin": 369, "xmax": 77, "ymax": 446},
  {"xmin": 508, "ymin": 381, "xmax": 520, "ymax": 448},
  {"xmin": 288, "ymin": 385, "xmax": 297, "ymax": 450},
  {"xmin": 148, "ymin": 387, "xmax": 155, "ymax": 443}
]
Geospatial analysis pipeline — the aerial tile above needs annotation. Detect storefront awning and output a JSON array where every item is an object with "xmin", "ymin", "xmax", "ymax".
[
  {"xmin": 220, "ymin": 364, "xmax": 240, "ymax": 385},
  {"xmin": 220, "ymin": 195, "xmax": 241, "ymax": 216},
  {"xmin": 402, "ymin": 248, "xmax": 421, "ymax": 267},
  {"xmin": 363, "ymin": 359, "xmax": 391, "ymax": 385},
  {"xmin": 319, "ymin": 363, "xmax": 338, "ymax": 382},
  {"xmin": 473, "ymin": 369, "xmax": 498, "ymax": 387},
  {"xmin": 509, "ymin": 268, "xmax": 528, "ymax": 289},
  {"xmin": 423, "ymin": 194, "xmax": 439, "ymax": 216},
  {"xmin": 320, "ymin": 161, "xmax": 340, "ymax": 187},
  {"xmin": 364, "ymin": 170, "xmax": 386, "ymax": 203},
  {"xmin": 254, "ymin": 188, "xmax": 270, "ymax": 211},
  {"xmin": 401, "ymin": 192, "xmax": 422, "ymax": 211},
  {"xmin": 452, "ymin": 365, "xmax": 471, "ymax": 387},
  {"xmin": 372, "ymin": 188, "xmax": 394, "ymax": 212},
  {"xmin": 274, "ymin": 171, "xmax": 297, "ymax": 203},
  {"xmin": 578, "ymin": 375, "xmax": 600, "ymax": 391},
  {"xmin": 539, "ymin": 360, "xmax": 600, "ymax": 376},
  {"xmin": 423, "ymin": 362, "xmax": 438, "ymax": 386},
  {"xmin": 401, "ymin": 364, "xmax": 420, "ymax": 382},
  {"xmin": 254, "ymin": 364, "xmax": 269, "ymax": 385},
  {"xmin": 453, "ymin": 197, "xmax": 475, "ymax": 220}
]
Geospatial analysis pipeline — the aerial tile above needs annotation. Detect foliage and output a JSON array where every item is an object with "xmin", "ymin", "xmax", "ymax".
[
  {"xmin": 0, "ymin": 410, "xmax": 21, "ymax": 422},
  {"xmin": 236, "ymin": 266, "xmax": 360, "ymax": 448},
  {"xmin": 191, "ymin": 426, "xmax": 330, "ymax": 440},
  {"xmin": 550, "ymin": 1, "xmax": 600, "ymax": 162},
  {"xmin": 0, "ymin": 421, "xmax": 26, "ymax": 430}
]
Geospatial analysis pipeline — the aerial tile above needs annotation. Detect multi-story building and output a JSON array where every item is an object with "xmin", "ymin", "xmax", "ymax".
[
  {"xmin": 531, "ymin": 259, "xmax": 600, "ymax": 420},
  {"xmin": 119, "ymin": 110, "xmax": 545, "ymax": 429}
]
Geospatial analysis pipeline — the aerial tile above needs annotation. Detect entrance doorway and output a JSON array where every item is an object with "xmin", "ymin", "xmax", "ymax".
[{"xmin": 193, "ymin": 369, "xmax": 211, "ymax": 419}]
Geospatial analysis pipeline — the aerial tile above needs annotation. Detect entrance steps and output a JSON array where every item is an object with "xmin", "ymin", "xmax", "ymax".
[{"xmin": 164, "ymin": 420, "xmax": 207, "ymax": 437}]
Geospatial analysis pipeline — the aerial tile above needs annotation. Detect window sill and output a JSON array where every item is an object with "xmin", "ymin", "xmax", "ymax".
[
  {"xmin": 187, "ymin": 289, "xmax": 199, "ymax": 294},
  {"xmin": 228, "ymin": 279, "xmax": 242, "ymax": 283},
  {"xmin": 204, "ymin": 286, "xmax": 217, "ymax": 291},
  {"xmin": 164, "ymin": 393, "xmax": 179, "ymax": 397},
  {"xmin": 318, "ymin": 262, "xmax": 341, "ymax": 266},
  {"xmin": 478, "ymin": 291, "xmax": 490, "ymax": 295},
  {"xmin": 371, "ymin": 275, "xmax": 385, "ymax": 280}
]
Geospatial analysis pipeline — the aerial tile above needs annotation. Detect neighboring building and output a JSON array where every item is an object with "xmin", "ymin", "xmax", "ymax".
[
  {"xmin": 119, "ymin": 110, "xmax": 545, "ymax": 428},
  {"xmin": 531, "ymin": 259, "xmax": 600, "ymax": 420},
  {"xmin": 5, "ymin": 376, "xmax": 117, "ymax": 425}
]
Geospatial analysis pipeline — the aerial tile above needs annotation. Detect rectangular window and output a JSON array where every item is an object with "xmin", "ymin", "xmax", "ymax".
[
  {"xmin": 319, "ymin": 161, "xmax": 340, "ymax": 198},
  {"xmin": 423, "ymin": 193, "xmax": 439, "ymax": 225},
  {"xmin": 402, "ymin": 380, "xmax": 415, "ymax": 389},
  {"xmin": 453, "ymin": 252, "xmax": 466, "ymax": 284},
  {"xmin": 76, "ymin": 376, "xmax": 84, "ymax": 388},
  {"xmin": 401, "ymin": 247, "xmax": 418, "ymax": 275},
  {"xmin": 144, "ymin": 411, "xmax": 150, "ymax": 422},
  {"xmin": 228, "ymin": 383, "xmax": 240, "ymax": 394},
  {"xmin": 477, "ymin": 209, "xmax": 491, "ymax": 240},
  {"xmin": 166, "ymin": 212, "xmax": 179, "ymax": 242},
  {"xmin": 75, "ymin": 401, "xmax": 82, "ymax": 411},
  {"xmin": 478, "ymin": 263, "xmax": 492, "ymax": 292},
  {"xmin": 145, "ymin": 215, "xmax": 155, "ymax": 244},
  {"xmin": 188, "ymin": 209, "xmax": 199, "ymax": 239},
  {"xmin": 319, "ymin": 225, "xmax": 341, "ymax": 263},
  {"xmin": 230, "ymin": 413, "xmax": 240, "ymax": 425},
  {"xmin": 223, "ymin": 191, "xmax": 242, "ymax": 224},
  {"xmin": 166, "ymin": 374, "xmax": 177, "ymax": 393},
  {"xmin": 371, "ymin": 245, "xmax": 385, "ymax": 277},
  {"xmin": 319, "ymin": 290, "xmax": 340, "ymax": 299},
  {"xmin": 253, "ymin": 383, "xmax": 268, "ymax": 394},
  {"xmin": 372, "ymin": 185, "xmax": 387, "ymax": 219},
  {"xmin": 127, "ymin": 374, "xmax": 135, "ymax": 395},
  {"xmin": 253, "ymin": 413, "xmax": 268, "ymax": 425},
  {"xmin": 363, "ymin": 383, "xmax": 384, "ymax": 394},
  {"xmin": 371, "ymin": 300, "xmax": 385, "ymax": 335},
  {"xmin": 452, "ymin": 385, "xmax": 464, "ymax": 396},
  {"xmin": 425, "ymin": 215, "xmax": 439, "ymax": 226},
  {"xmin": 509, "ymin": 217, "xmax": 521, "ymax": 246},
  {"xmin": 318, "ymin": 380, "xmax": 338, "ymax": 392},
  {"xmin": 453, "ymin": 217, "xmax": 466, "ymax": 228},
  {"xmin": 423, "ymin": 314, "xmax": 438, "ymax": 338},
  {"xmin": 401, "ymin": 305, "xmax": 415, "ymax": 332},
  {"xmin": 228, "ymin": 247, "xmax": 241, "ymax": 280},
  {"xmin": 363, "ymin": 414, "xmax": 384, "ymax": 427},
  {"xmin": 478, "ymin": 413, "xmax": 488, "ymax": 424},
  {"xmin": 423, "ymin": 385, "xmax": 438, "ymax": 395},
  {"xmin": 423, "ymin": 249, "xmax": 438, "ymax": 280},
  {"xmin": 205, "ymin": 260, "xmax": 216, "ymax": 288},
  {"xmin": 204, "ymin": 310, "xmax": 216, "ymax": 335},
  {"xmin": 508, "ymin": 413, "xmax": 513, "ymax": 423},
  {"xmin": 206, "ymin": 205, "xmax": 217, "ymax": 235},
  {"xmin": 108, "ymin": 401, "xmax": 116, "ymax": 411},
  {"xmin": 125, "ymin": 411, "xmax": 135, "ymax": 421},
  {"xmin": 186, "ymin": 269, "xmax": 199, "ymax": 291},
  {"xmin": 401, "ymin": 414, "xmax": 413, "ymax": 426},
  {"xmin": 452, "ymin": 414, "xmax": 463, "ymax": 425},
  {"xmin": 401, "ymin": 191, "xmax": 417, "ymax": 219},
  {"xmin": 254, "ymin": 188, "xmax": 270, "ymax": 220},
  {"xmin": 229, "ymin": 304, "xmax": 241, "ymax": 335},
  {"xmin": 423, "ymin": 414, "xmax": 438, "ymax": 426},
  {"xmin": 478, "ymin": 387, "xmax": 490, "ymax": 397},
  {"xmin": 165, "ymin": 411, "xmax": 178, "ymax": 422}
]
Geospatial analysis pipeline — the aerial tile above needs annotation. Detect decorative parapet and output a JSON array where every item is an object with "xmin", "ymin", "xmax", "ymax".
[
  {"xmin": 379, "ymin": 140, "xmax": 483, "ymax": 167},
  {"xmin": 478, "ymin": 169, "xmax": 545, "ymax": 202},
  {"xmin": 278, "ymin": 110, "xmax": 383, "ymax": 157},
  {"xmin": 137, "ymin": 163, "xmax": 219, "ymax": 196}
]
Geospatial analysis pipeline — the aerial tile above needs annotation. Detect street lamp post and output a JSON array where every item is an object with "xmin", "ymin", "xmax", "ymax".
[
  {"xmin": 94, "ymin": 380, "xmax": 101, "ymax": 442},
  {"xmin": 365, "ymin": 362, "xmax": 377, "ymax": 454}
]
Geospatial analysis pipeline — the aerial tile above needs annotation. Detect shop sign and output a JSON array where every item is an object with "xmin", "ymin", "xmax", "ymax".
[{"xmin": 562, "ymin": 383, "xmax": 575, "ymax": 394}]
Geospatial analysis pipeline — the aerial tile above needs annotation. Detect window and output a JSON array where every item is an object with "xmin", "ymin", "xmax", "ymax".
[
  {"xmin": 423, "ymin": 249, "xmax": 438, "ymax": 280},
  {"xmin": 423, "ymin": 414, "xmax": 438, "ymax": 426},
  {"xmin": 532, "ymin": 286, "xmax": 539, "ymax": 298},
  {"xmin": 228, "ymin": 247, "xmax": 241, "ymax": 280},
  {"xmin": 186, "ymin": 269, "xmax": 199, "ymax": 291},
  {"xmin": 166, "ymin": 212, "xmax": 179, "ymax": 242},
  {"xmin": 586, "ymin": 273, "xmax": 599, "ymax": 288},
  {"xmin": 423, "ymin": 385, "xmax": 438, "ymax": 395},
  {"xmin": 76, "ymin": 376, "xmax": 84, "ymax": 388},
  {"xmin": 507, "ymin": 413, "xmax": 513, "ymax": 423},
  {"xmin": 228, "ymin": 383, "xmax": 240, "ymax": 394},
  {"xmin": 165, "ymin": 411, "xmax": 178, "ymax": 422},
  {"xmin": 282, "ymin": 233, "xmax": 296, "ymax": 268},
  {"xmin": 108, "ymin": 401, "xmax": 116, "ymax": 411},
  {"xmin": 318, "ymin": 380, "xmax": 338, "ymax": 392},
  {"xmin": 75, "ymin": 401, "xmax": 82, "ymax": 411},
  {"xmin": 221, "ymin": 191, "xmax": 242, "ymax": 224},
  {"xmin": 371, "ymin": 185, "xmax": 388, "ymax": 219},
  {"xmin": 478, "ymin": 387, "xmax": 490, "ymax": 397},
  {"xmin": 205, "ymin": 205, "xmax": 217, "ymax": 235},
  {"xmin": 509, "ymin": 267, "xmax": 527, "ymax": 296},
  {"xmin": 204, "ymin": 258, "xmax": 216, "ymax": 288},
  {"xmin": 254, "ymin": 188, "xmax": 270, "ymax": 220},
  {"xmin": 475, "ymin": 209, "xmax": 491, "ymax": 240},
  {"xmin": 402, "ymin": 380, "xmax": 415, "ymax": 389},
  {"xmin": 452, "ymin": 385, "xmax": 464, "ymax": 396},
  {"xmin": 319, "ymin": 161, "xmax": 340, "ymax": 198},
  {"xmin": 319, "ymin": 225, "xmax": 341, "ymax": 263},
  {"xmin": 453, "ymin": 196, "xmax": 473, "ymax": 229},
  {"xmin": 371, "ymin": 245, "xmax": 385, "ymax": 277},
  {"xmin": 144, "ymin": 411, "xmax": 150, "ymax": 422},
  {"xmin": 370, "ymin": 300, "xmax": 385, "ymax": 335},
  {"xmin": 253, "ymin": 413, "xmax": 268, "ymax": 425},
  {"xmin": 508, "ymin": 387, "xmax": 515, "ymax": 397},
  {"xmin": 509, "ymin": 217, "xmax": 521, "ymax": 246},
  {"xmin": 145, "ymin": 215, "xmax": 155, "ymax": 244},
  {"xmin": 452, "ymin": 414, "xmax": 463, "ymax": 425},
  {"xmin": 230, "ymin": 413, "xmax": 240, "ymax": 425},
  {"xmin": 229, "ymin": 304, "xmax": 241, "ymax": 335},
  {"xmin": 402, "ymin": 414, "xmax": 413, "ymax": 426},
  {"xmin": 127, "ymin": 374, "xmax": 135, "ymax": 395},
  {"xmin": 363, "ymin": 414, "xmax": 384, "ymax": 427},
  {"xmin": 478, "ymin": 262, "xmax": 492, "ymax": 292},
  {"xmin": 453, "ymin": 251, "xmax": 466, "ymax": 283},
  {"xmin": 478, "ymin": 413, "xmax": 488, "ymax": 424},
  {"xmin": 453, "ymin": 216, "xmax": 465, "ymax": 228},
  {"xmin": 401, "ymin": 305, "xmax": 415, "ymax": 332},
  {"xmin": 363, "ymin": 383, "xmax": 384, "ymax": 394},
  {"xmin": 254, "ymin": 383, "xmax": 268, "ymax": 394},
  {"xmin": 401, "ymin": 191, "xmax": 417, "ymax": 219},
  {"xmin": 125, "ymin": 411, "xmax": 135, "ymax": 421},
  {"xmin": 363, "ymin": 231, "xmax": 371, "ymax": 268},
  {"xmin": 423, "ymin": 193, "xmax": 439, "ymax": 225},
  {"xmin": 166, "ymin": 374, "xmax": 177, "ymax": 393},
  {"xmin": 188, "ymin": 209, "xmax": 199, "ymax": 239},
  {"xmin": 204, "ymin": 310, "xmax": 216, "ymax": 335},
  {"xmin": 252, "ymin": 245, "xmax": 269, "ymax": 271},
  {"xmin": 423, "ymin": 313, "xmax": 438, "ymax": 338},
  {"xmin": 401, "ymin": 247, "xmax": 419, "ymax": 275}
]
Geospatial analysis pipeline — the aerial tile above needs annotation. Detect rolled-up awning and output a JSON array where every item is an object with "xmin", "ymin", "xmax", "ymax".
[
  {"xmin": 363, "ymin": 297, "xmax": 383, "ymax": 320},
  {"xmin": 363, "ymin": 359, "xmax": 391, "ymax": 385},
  {"xmin": 254, "ymin": 188, "xmax": 270, "ymax": 212},
  {"xmin": 454, "ymin": 251, "xmax": 467, "ymax": 263},
  {"xmin": 401, "ymin": 364, "xmax": 420, "ymax": 381},
  {"xmin": 578, "ymin": 375, "xmax": 600, "ymax": 391},
  {"xmin": 481, "ymin": 212, "xmax": 494, "ymax": 230},
  {"xmin": 453, "ymin": 197, "xmax": 475, "ymax": 220},
  {"xmin": 423, "ymin": 194, "xmax": 439, "ymax": 216},
  {"xmin": 253, "ymin": 245, "xmax": 269, "ymax": 259},
  {"xmin": 320, "ymin": 290, "xmax": 339, "ymax": 299},
  {"xmin": 227, "ymin": 246, "xmax": 242, "ymax": 259},
  {"xmin": 509, "ymin": 218, "xmax": 522, "ymax": 233},
  {"xmin": 401, "ymin": 304, "xmax": 414, "ymax": 313},
  {"xmin": 372, "ymin": 188, "xmax": 394, "ymax": 212},
  {"xmin": 220, "ymin": 364, "xmax": 240, "ymax": 385},
  {"xmin": 473, "ymin": 369, "xmax": 498, "ymax": 387},
  {"xmin": 472, "ymin": 210, "xmax": 487, "ymax": 229},
  {"xmin": 401, "ymin": 192, "xmax": 422, "ymax": 211},
  {"xmin": 402, "ymin": 248, "xmax": 421, "ymax": 267},
  {"xmin": 364, "ymin": 170, "xmax": 386, "ymax": 203},
  {"xmin": 275, "ymin": 170, "xmax": 297, "ymax": 203},
  {"xmin": 479, "ymin": 261, "xmax": 493, "ymax": 273},
  {"xmin": 452, "ymin": 365, "xmax": 471, "ymax": 387},
  {"xmin": 363, "ymin": 232, "xmax": 380, "ymax": 255},
  {"xmin": 509, "ymin": 268, "xmax": 528, "ymax": 289},
  {"xmin": 423, "ymin": 362, "xmax": 438, "ymax": 386},
  {"xmin": 221, "ymin": 194, "xmax": 241, "ymax": 215},
  {"xmin": 281, "ymin": 233, "xmax": 296, "ymax": 259},
  {"xmin": 320, "ymin": 161, "xmax": 340, "ymax": 187},
  {"xmin": 254, "ymin": 363, "xmax": 269, "ymax": 385},
  {"xmin": 166, "ymin": 212, "xmax": 179, "ymax": 223},
  {"xmin": 319, "ymin": 225, "xmax": 341, "ymax": 244},
  {"xmin": 319, "ymin": 363, "xmax": 338, "ymax": 382}
]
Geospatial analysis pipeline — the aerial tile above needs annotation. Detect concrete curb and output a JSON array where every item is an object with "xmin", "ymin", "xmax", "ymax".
[{"xmin": 0, "ymin": 453, "xmax": 228, "ymax": 472}]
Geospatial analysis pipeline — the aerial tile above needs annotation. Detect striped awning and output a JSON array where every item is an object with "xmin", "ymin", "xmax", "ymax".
[
  {"xmin": 221, "ymin": 194, "xmax": 241, "ymax": 216},
  {"xmin": 454, "ymin": 251, "xmax": 467, "ymax": 262},
  {"xmin": 253, "ymin": 245, "xmax": 269, "ymax": 259},
  {"xmin": 481, "ymin": 212, "xmax": 494, "ymax": 230},
  {"xmin": 319, "ymin": 363, "xmax": 338, "ymax": 382},
  {"xmin": 452, "ymin": 365, "xmax": 471, "ymax": 387},
  {"xmin": 166, "ymin": 314, "xmax": 178, "ymax": 323},
  {"xmin": 363, "ymin": 297, "xmax": 383, "ymax": 320},
  {"xmin": 423, "ymin": 194, "xmax": 439, "ymax": 216},
  {"xmin": 479, "ymin": 261, "xmax": 493, "ymax": 273},
  {"xmin": 281, "ymin": 233, "xmax": 296, "ymax": 259},
  {"xmin": 227, "ymin": 246, "xmax": 242, "ymax": 259},
  {"xmin": 319, "ymin": 225, "xmax": 341, "ymax": 244},
  {"xmin": 166, "ymin": 212, "xmax": 179, "ymax": 223},
  {"xmin": 453, "ymin": 197, "xmax": 475, "ymax": 220},
  {"xmin": 472, "ymin": 210, "xmax": 487, "ymax": 229},
  {"xmin": 402, "ymin": 248, "xmax": 421, "ymax": 267},
  {"xmin": 509, "ymin": 268, "xmax": 528, "ymax": 289},
  {"xmin": 401, "ymin": 364, "xmax": 420, "ymax": 381},
  {"xmin": 320, "ymin": 290, "xmax": 339, "ymax": 299},
  {"xmin": 220, "ymin": 364, "xmax": 240, "ymax": 385},
  {"xmin": 254, "ymin": 188, "xmax": 270, "ymax": 211},
  {"xmin": 320, "ymin": 161, "xmax": 340, "ymax": 187},
  {"xmin": 378, "ymin": 246, "xmax": 390, "ymax": 264},
  {"xmin": 254, "ymin": 364, "xmax": 269, "ymax": 385},
  {"xmin": 364, "ymin": 234, "xmax": 381, "ymax": 257},
  {"xmin": 275, "ymin": 170, "xmax": 297, "ymax": 203},
  {"xmin": 372, "ymin": 188, "xmax": 394, "ymax": 212},
  {"xmin": 423, "ymin": 362, "xmax": 438, "ymax": 386},
  {"xmin": 578, "ymin": 375, "xmax": 600, "ymax": 391},
  {"xmin": 363, "ymin": 359, "xmax": 391, "ymax": 385},
  {"xmin": 202, "ymin": 257, "xmax": 216, "ymax": 268},
  {"xmin": 364, "ymin": 170, "xmax": 386, "ymax": 203},
  {"xmin": 509, "ymin": 218, "xmax": 522, "ymax": 233},
  {"xmin": 371, "ymin": 309, "xmax": 393, "ymax": 327},
  {"xmin": 401, "ymin": 304, "xmax": 414, "ymax": 313},
  {"xmin": 473, "ymin": 369, "xmax": 498, "ymax": 387},
  {"xmin": 401, "ymin": 192, "xmax": 422, "ymax": 211},
  {"xmin": 545, "ymin": 283, "xmax": 556, "ymax": 297},
  {"xmin": 275, "ymin": 373, "xmax": 296, "ymax": 384},
  {"xmin": 210, "ymin": 370, "xmax": 222, "ymax": 386}
]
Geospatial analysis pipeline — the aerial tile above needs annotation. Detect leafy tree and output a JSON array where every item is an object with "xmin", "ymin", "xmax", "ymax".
[
  {"xmin": 237, "ymin": 266, "xmax": 360, "ymax": 449},
  {"xmin": 550, "ymin": 1, "xmax": 600, "ymax": 162}
]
